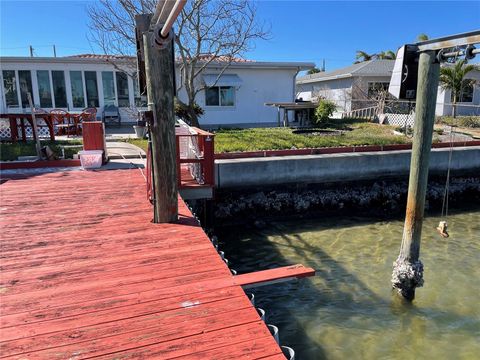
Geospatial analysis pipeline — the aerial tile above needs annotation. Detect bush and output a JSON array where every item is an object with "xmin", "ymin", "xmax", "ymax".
[
  {"xmin": 435, "ymin": 116, "xmax": 480, "ymax": 128},
  {"xmin": 174, "ymin": 99, "xmax": 204, "ymax": 123},
  {"xmin": 314, "ymin": 100, "xmax": 337, "ymax": 125}
]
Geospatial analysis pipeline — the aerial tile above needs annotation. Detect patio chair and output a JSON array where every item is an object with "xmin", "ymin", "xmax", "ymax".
[
  {"xmin": 50, "ymin": 109, "xmax": 73, "ymax": 136},
  {"xmin": 72, "ymin": 108, "xmax": 97, "ymax": 136},
  {"xmin": 82, "ymin": 107, "xmax": 98, "ymax": 121},
  {"xmin": 102, "ymin": 104, "xmax": 121, "ymax": 127}
]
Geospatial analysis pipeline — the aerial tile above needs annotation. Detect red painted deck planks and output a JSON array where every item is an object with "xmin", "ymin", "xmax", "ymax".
[{"xmin": 0, "ymin": 169, "xmax": 284, "ymax": 359}]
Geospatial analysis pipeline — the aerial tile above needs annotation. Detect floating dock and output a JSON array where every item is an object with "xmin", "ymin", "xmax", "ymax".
[{"xmin": 0, "ymin": 169, "xmax": 313, "ymax": 359}]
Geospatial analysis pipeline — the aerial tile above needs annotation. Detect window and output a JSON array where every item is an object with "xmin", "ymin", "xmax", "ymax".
[
  {"xmin": 220, "ymin": 87, "xmax": 235, "ymax": 106},
  {"xmin": 367, "ymin": 82, "xmax": 390, "ymax": 98},
  {"xmin": 451, "ymin": 83, "xmax": 474, "ymax": 103},
  {"xmin": 36, "ymin": 70, "xmax": 52, "ymax": 108},
  {"xmin": 18, "ymin": 70, "xmax": 33, "ymax": 108},
  {"xmin": 85, "ymin": 71, "xmax": 99, "ymax": 107},
  {"xmin": 102, "ymin": 71, "xmax": 116, "ymax": 106},
  {"xmin": 115, "ymin": 72, "xmax": 130, "ymax": 107},
  {"xmin": 205, "ymin": 86, "xmax": 235, "ymax": 106},
  {"xmin": 70, "ymin": 71, "xmax": 85, "ymax": 108},
  {"xmin": 2, "ymin": 70, "xmax": 19, "ymax": 107},
  {"xmin": 52, "ymin": 71, "xmax": 67, "ymax": 108}
]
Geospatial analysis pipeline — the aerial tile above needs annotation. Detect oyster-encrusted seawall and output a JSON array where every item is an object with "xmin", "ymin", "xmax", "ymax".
[{"xmin": 212, "ymin": 177, "xmax": 480, "ymax": 222}]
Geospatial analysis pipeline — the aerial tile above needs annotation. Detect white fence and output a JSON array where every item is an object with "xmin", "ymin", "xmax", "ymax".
[
  {"xmin": 0, "ymin": 118, "xmax": 51, "ymax": 139},
  {"xmin": 381, "ymin": 113, "xmax": 415, "ymax": 127}
]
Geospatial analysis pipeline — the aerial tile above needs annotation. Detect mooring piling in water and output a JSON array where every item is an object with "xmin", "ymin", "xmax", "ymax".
[{"xmin": 391, "ymin": 49, "xmax": 439, "ymax": 301}]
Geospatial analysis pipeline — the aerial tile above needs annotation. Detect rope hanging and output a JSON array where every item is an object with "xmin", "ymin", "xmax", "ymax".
[{"xmin": 437, "ymin": 47, "xmax": 461, "ymax": 238}]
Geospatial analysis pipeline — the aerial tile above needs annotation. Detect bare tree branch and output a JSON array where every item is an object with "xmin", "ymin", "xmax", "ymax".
[{"xmin": 87, "ymin": 0, "xmax": 270, "ymax": 127}]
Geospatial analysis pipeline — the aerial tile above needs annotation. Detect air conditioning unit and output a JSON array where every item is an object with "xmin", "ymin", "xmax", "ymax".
[{"xmin": 389, "ymin": 45, "xmax": 419, "ymax": 100}]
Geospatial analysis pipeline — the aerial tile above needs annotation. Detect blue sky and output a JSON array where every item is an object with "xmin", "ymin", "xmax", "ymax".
[{"xmin": 1, "ymin": 0, "xmax": 479, "ymax": 70}]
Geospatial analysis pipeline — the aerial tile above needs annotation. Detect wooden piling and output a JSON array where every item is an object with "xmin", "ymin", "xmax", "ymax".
[
  {"xmin": 392, "ymin": 50, "xmax": 440, "ymax": 301},
  {"xmin": 140, "ymin": 16, "xmax": 178, "ymax": 223}
]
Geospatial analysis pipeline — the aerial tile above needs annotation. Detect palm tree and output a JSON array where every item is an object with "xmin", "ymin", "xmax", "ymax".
[
  {"xmin": 355, "ymin": 50, "xmax": 374, "ymax": 63},
  {"xmin": 355, "ymin": 50, "xmax": 396, "ymax": 63},
  {"xmin": 416, "ymin": 33, "xmax": 429, "ymax": 42},
  {"xmin": 439, "ymin": 59, "xmax": 477, "ymax": 118},
  {"xmin": 307, "ymin": 67, "xmax": 322, "ymax": 75},
  {"xmin": 377, "ymin": 50, "xmax": 396, "ymax": 60}
]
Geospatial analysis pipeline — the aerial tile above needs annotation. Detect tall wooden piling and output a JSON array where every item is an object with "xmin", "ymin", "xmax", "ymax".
[
  {"xmin": 137, "ymin": 14, "xmax": 178, "ymax": 223},
  {"xmin": 391, "ymin": 50, "xmax": 440, "ymax": 301}
]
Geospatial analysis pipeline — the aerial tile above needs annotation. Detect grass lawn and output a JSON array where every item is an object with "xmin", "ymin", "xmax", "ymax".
[
  {"xmin": 0, "ymin": 140, "xmax": 83, "ymax": 161},
  {"xmin": 125, "ymin": 120, "xmax": 410, "ymax": 154},
  {"xmin": 214, "ymin": 123, "xmax": 408, "ymax": 153}
]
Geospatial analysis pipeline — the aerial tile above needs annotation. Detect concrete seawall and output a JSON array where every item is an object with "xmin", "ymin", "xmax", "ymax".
[{"xmin": 215, "ymin": 146, "xmax": 480, "ymax": 189}]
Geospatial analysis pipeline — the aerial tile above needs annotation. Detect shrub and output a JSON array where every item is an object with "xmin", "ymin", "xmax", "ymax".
[
  {"xmin": 435, "ymin": 116, "xmax": 480, "ymax": 128},
  {"xmin": 174, "ymin": 99, "xmax": 204, "ymax": 123},
  {"xmin": 314, "ymin": 100, "xmax": 337, "ymax": 125}
]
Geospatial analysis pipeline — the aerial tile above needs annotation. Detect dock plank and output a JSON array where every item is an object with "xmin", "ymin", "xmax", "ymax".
[{"xmin": 0, "ymin": 169, "xmax": 284, "ymax": 360}]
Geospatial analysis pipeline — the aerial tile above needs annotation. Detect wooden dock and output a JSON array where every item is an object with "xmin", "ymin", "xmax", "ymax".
[{"xmin": 0, "ymin": 169, "xmax": 313, "ymax": 359}]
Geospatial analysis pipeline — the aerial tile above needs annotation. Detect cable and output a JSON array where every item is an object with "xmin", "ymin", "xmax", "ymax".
[{"xmin": 107, "ymin": 151, "xmax": 147, "ymax": 182}]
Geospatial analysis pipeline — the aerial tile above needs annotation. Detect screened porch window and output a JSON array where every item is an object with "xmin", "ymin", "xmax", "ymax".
[
  {"xmin": 18, "ymin": 70, "xmax": 33, "ymax": 108},
  {"xmin": 70, "ymin": 71, "xmax": 85, "ymax": 108},
  {"xmin": 52, "ymin": 71, "xmax": 67, "ymax": 108},
  {"xmin": 36, "ymin": 70, "xmax": 53, "ymax": 108},
  {"xmin": 205, "ymin": 86, "xmax": 235, "ymax": 106},
  {"xmin": 2, "ymin": 70, "xmax": 19, "ymax": 107},
  {"xmin": 115, "ymin": 72, "xmax": 130, "ymax": 107},
  {"xmin": 102, "ymin": 71, "xmax": 116, "ymax": 106},
  {"xmin": 85, "ymin": 71, "xmax": 99, "ymax": 107}
]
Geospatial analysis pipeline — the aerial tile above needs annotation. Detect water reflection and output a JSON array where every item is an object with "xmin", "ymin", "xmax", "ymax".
[{"xmin": 217, "ymin": 209, "xmax": 480, "ymax": 360}]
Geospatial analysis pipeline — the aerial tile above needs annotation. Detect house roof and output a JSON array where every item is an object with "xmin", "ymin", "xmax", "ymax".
[
  {"xmin": 0, "ymin": 54, "xmax": 314, "ymax": 70},
  {"xmin": 297, "ymin": 59, "xmax": 395, "ymax": 84},
  {"xmin": 66, "ymin": 54, "xmax": 134, "ymax": 60}
]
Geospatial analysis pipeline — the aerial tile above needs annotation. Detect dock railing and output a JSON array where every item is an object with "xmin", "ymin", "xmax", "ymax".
[{"xmin": 175, "ymin": 123, "xmax": 215, "ymax": 188}]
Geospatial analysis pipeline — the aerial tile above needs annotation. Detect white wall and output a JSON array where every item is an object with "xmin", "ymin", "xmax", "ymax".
[
  {"xmin": 296, "ymin": 78, "xmax": 354, "ymax": 112},
  {"xmin": 436, "ymin": 71, "xmax": 480, "ymax": 116},
  {"xmin": 1, "ymin": 58, "xmax": 301, "ymax": 127},
  {"xmin": 176, "ymin": 67, "xmax": 298, "ymax": 127}
]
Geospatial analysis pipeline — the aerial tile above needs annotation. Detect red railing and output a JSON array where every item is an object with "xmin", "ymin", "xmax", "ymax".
[{"xmin": 175, "ymin": 126, "xmax": 215, "ymax": 188}]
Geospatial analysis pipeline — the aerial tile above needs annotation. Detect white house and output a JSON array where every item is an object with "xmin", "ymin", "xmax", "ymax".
[
  {"xmin": 0, "ymin": 55, "xmax": 313, "ymax": 128},
  {"xmin": 296, "ymin": 59, "xmax": 480, "ymax": 117}
]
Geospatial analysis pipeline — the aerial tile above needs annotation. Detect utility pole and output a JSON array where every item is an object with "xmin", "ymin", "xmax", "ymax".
[
  {"xmin": 391, "ymin": 50, "xmax": 439, "ymax": 301},
  {"xmin": 53, "ymin": 45, "xmax": 57, "ymax": 57},
  {"xmin": 29, "ymin": 45, "xmax": 34, "ymax": 57},
  {"xmin": 136, "ymin": 12, "xmax": 178, "ymax": 223}
]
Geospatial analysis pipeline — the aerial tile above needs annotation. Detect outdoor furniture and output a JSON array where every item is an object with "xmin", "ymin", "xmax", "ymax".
[
  {"xmin": 82, "ymin": 107, "xmax": 98, "ymax": 121},
  {"xmin": 69, "ymin": 109, "xmax": 97, "ymax": 136},
  {"xmin": 102, "ymin": 104, "xmax": 121, "ymax": 127},
  {"xmin": 50, "ymin": 109, "xmax": 73, "ymax": 136}
]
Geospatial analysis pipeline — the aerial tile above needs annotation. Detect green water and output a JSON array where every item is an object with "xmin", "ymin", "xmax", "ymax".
[{"xmin": 217, "ymin": 209, "xmax": 480, "ymax": 360}]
